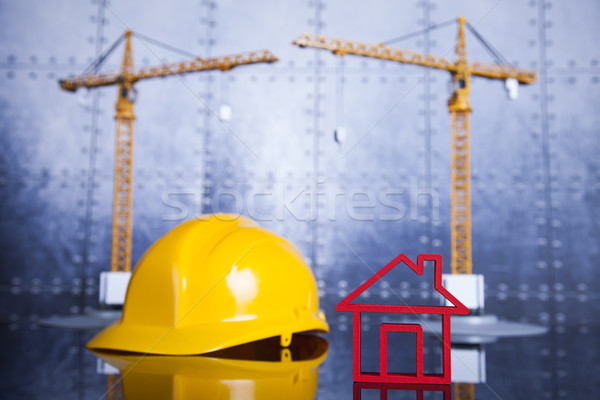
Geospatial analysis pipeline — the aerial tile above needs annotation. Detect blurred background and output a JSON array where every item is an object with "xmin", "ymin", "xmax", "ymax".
[{"xmin": 0, "ymin": 0, "xmax": 599, "ymax": 398}]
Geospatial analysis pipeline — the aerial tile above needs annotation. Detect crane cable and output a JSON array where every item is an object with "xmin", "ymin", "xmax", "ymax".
[
  {"xmin": 83, "ymin": 33, "xmax": 125, "ymax": 74},
  {"xmin": 81, "ymin": 31, "xmax": 199, "ymax": 76},
  {"xmin": 380, "ymin": 19, "xmax": 456, "ymax": 46},
  {"xmin": 465, "ymin": 22, "xmax": 511, "ymax": 66},
  {"xmin": 380, "ymin": 19, "xmax": 513, "ymax": 67},
  {"xmin": 335, "ymin": 56, "xmax": 345, "ymax": 144},
  {"xmin": 133, "ymin": 32, "xmax": 199, "ymax": 60}
]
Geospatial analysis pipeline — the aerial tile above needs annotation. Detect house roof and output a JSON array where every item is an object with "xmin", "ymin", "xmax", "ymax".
[{"xmin": 335, "ymin": 253, "xmax": 469, "ymax": 315}]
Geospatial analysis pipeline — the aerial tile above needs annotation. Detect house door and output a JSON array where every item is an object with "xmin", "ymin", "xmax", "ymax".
[{"xmin": 380, "ymin": 323, "xmax": 424, "ymax": 378}]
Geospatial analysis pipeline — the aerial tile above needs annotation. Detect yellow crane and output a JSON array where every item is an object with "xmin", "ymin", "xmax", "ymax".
[
  {"xmin": 293, "ymin": 16, "xmax": 535, "ymax": 276},
  {"xmin": 293, "ymin": 16, "xmax": 536, "ymax": 400},
  {"xmin": 60, "ymin": 30, "xmax": 278, "ymax": 272}
]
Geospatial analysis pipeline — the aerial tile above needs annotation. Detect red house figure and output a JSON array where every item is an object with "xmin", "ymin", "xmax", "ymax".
[{"xmin": 336, "ymin": 253, "xmax": 469, "ymax": 384}]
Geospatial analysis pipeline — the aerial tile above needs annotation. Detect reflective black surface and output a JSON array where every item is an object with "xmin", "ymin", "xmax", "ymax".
[{"xmin": 2, "ymin": 292, "xmax": 599, "ymax": 399}]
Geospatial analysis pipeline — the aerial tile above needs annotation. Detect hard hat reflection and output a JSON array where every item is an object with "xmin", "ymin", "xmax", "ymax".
[{"xmin": 93, "ymin": 334, "xmax": 328, "ymax": 400}]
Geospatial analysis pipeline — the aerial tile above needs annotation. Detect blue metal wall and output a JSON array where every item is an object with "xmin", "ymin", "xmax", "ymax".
[{"xmin": 1, "ymin": 0, "xmax": 599, "ymax": 398}]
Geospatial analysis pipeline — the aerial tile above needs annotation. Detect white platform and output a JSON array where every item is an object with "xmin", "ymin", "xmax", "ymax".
[
  {"xmin": 442, "ymin": 274, "xmax": 485, "ymax": 311},
  {"xmin": 451, "ymin": 346, "xmax": 486, "ymax": 383},
  {"xmin": 99, "ymin": 271, "xmax": 131, "ymax": 306}
]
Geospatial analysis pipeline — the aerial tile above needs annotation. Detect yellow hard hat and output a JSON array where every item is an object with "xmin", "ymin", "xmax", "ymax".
[
  {"xmin": 93, "ymin": 335, "xmax": 328, "ymax": 400},
  {"xmin": 87, "ymin": 214, "xmax": 328, "ymax": 355}
]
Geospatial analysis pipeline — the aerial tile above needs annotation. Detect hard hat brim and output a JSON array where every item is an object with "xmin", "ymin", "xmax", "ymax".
[
  {"xmin": 90, "ymin": 334, "xmax": 329, "ymax": 374},
  {"xmin": 87, "ymin": 314, "xmax": 329, "ymax": 355}
]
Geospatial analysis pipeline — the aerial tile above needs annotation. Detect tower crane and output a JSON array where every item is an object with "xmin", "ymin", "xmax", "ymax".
[
  {"xmin": 293, "ymin": 16, "xmax": 536, "ymax": 400},
  {"xmin": 293, "ymin": 17, "xmax": 535, "ymax": 276},
  {"xmin": 60, "ymin": 31, "xmax": 278, "ymax": 273}
]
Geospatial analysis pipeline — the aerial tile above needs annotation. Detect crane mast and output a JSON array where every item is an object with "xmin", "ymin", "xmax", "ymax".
[
  {"xmin": 112, "ymin": 31, "xmax": 136, "ymax": 272},
  {"xmin": 60, "ymin": 31, "xmax": 278, "ymax": 272},
  {"xmin": 448, "ymin": 17, "xmax": 473, "ymax": 275}
]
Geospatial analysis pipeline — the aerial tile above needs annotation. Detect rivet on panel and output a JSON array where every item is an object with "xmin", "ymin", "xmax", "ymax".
[{"xmin": 576, "ymin": 283, "xmax": 587, "ymax": 291}]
